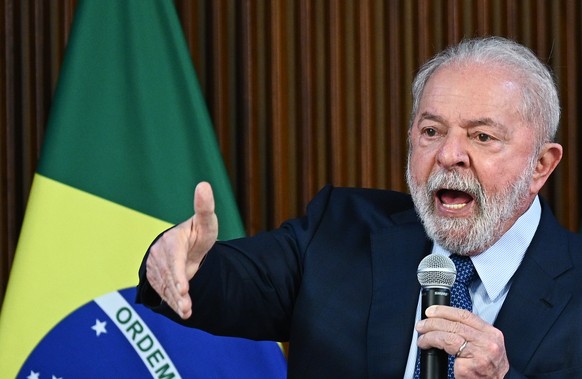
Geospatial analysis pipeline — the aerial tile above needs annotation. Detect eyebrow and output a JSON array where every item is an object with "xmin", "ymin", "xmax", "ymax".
[
  {"xmin": 418, "ymin": 112, "xmax": 446, "ymax": 124},
  {"xmin": 418, "ymin": 112, "xmax": 506, "ymax": 130},
  {"xmin": 466, "ymin": 117, "xmax": 505, "ymax": 130}
]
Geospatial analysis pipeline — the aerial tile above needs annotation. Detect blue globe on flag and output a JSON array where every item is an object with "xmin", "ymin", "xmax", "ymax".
[{"xmin": 18, "ymin": 288, "xmax": 287, "ymax": 379}]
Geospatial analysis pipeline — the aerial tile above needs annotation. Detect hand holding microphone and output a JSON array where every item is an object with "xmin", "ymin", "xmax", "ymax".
[{"xmin": 415, "ymin": 255, "xmax": 510, "ymax": 379}]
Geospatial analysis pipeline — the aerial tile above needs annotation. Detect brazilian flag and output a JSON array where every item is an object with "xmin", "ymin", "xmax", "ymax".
[{"xmin": 0, "ymin": 1, "xmax": 286, "ymax": 378}]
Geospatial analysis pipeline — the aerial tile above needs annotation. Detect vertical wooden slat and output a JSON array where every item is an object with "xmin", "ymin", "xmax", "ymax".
[
  {"xmin": 344, "ymin": 1, "xmax": 359, "ymax": 186},
  {"xmin": 461, "ymin": 1, "xmax": 475, "ymax": 40},
  {"xmin": 314, "ymin": 1, "xmax": 328, "ymax": 194},
  {"xmin": 558, "ymin": 0, "xmax": 579, "ymax": 229},
  {"xmin": 33, "ymin": 1, "xmax": 47, "ymax": 153},
  {"xmin": 269, "ymin": 0, "xmax": 292, "ymax": 224},
  {"xmin": 22, "ymin": 1, "xmax": 42, "ymax": 199},
  {"xmin": 297, "ymin": 0, "xmax": 319, "ymax": 208},
  {"xmin": 489, "ymin": 0, "xmax": 503, "ymax": 36},
  {"xmin": 210, "ymin": 0, "xmax": 237, "ymax": 182},
  {"xmin": 435, "ymin": 0, "xmax": 447, "ymax": 43},
  {"xmin": 534, "ymin": 0, "xmax": 550, "ymax": 60},
  {"xmin": 240, "ymin": 0, "xmax": 258, "ymax": 232},
  {"xmin": 476, "ymin": 0, "xmax": 490, "ymax": 35},
  {"xmin": 416, "ymin": 1, "xmax": 430, "ymax": 73},
  {"xmin": 329, "ymin": 0, "xmax": 347, "ymax": 185},
  {"xmin": 387, "ymin": 1, "xmax": 406, "ymax": 192},
  {"xmin": 505, "ymin": 0, "xmax": 519, "ymax": 39},
  {"xmin": 447, "ymin": 0, "xmax": 459, "ymax": 42},
  {"xmin": 240, "ymin": 0, "xmax": 269, "ymax": 234},
  {"xmin": 175, "ymin": 0, "xmax": 205, "ymax": 86},
  {"xmin": 520, "ymin": 1, "xmax": 533, "ymax": 46},
  {"xmin": 546, "ymin": 1, "xmax": 565, "ymax": 220},
  {"xmin": 358, "ymin": 0, "xmax": 375, "ymax": 188},
  {"xmin": 371, "ymin": 0, "xmax": 387, "ymax": 190}
]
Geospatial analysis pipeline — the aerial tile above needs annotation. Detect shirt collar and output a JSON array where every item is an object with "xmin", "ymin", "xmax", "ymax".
[{"xmin": 433, "ymin": 196, "xmax": 541, "ymax": 301}]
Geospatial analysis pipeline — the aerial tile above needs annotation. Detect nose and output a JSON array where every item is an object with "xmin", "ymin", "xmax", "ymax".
[{"xmin": 436, "ymin": 133, "xmax": 470, "ymax": 169}]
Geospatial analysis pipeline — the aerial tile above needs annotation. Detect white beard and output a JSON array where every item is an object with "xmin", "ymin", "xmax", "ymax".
[{"xmin": 406, "ymin": 161, "xmax": 535, "ymax": 255}]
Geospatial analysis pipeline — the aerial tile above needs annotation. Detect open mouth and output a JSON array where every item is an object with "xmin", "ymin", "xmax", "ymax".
[{"xmin": 436, "ymin": 189, "xmax": 474, "ymax": 210}]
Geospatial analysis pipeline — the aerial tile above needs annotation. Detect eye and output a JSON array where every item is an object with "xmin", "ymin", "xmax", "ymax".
[
  {"xmin": 422, "ymin": 127, "xmax": 437, "ymax": 137},
  {"xmin": 477, "ymin": 133, "xmax": 492, "ymax": 142}
]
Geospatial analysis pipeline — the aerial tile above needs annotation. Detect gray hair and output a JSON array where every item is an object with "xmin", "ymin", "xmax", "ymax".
[{"xmin": 409, "ymin": 36, "xmax": 560, "ymax": 145}]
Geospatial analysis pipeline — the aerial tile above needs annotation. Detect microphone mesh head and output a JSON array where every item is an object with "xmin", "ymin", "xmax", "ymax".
[{"xmin": 417, "ymin": 255, "xmax": 457, "ymax": 288}]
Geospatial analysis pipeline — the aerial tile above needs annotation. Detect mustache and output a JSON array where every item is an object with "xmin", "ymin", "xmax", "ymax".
[{"xmin": 426, "ymin": 170, "xmax": 485, "ymax": 201}]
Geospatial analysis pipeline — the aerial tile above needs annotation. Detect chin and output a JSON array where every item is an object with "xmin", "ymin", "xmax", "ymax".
[{"xmin": 423, "ymin": 215, "xmax": 500, "ymax": 256}]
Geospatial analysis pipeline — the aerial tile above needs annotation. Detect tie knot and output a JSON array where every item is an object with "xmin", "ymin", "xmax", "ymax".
[{"xmin": 450, "ymin": 254, "xmax": 477, "ymax": 286}]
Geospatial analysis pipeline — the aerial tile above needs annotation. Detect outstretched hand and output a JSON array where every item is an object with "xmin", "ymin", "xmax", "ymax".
[{"xmin": 145, "ymin": 182, "xmax": 218, "ymax": 319}]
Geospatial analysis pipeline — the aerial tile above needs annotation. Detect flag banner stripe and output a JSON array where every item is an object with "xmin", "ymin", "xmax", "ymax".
[{"xmin": 94, "ymin": 291, "xmax": 181, "ymax": 378}]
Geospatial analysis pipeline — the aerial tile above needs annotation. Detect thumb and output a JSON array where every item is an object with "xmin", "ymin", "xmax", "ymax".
[
  {"xmin": 194, "ymin": 181, "xmax": 215, "ymax": 219},
  {"xmin": 185, "ymin": 182, "xmax": 218, "ymax": 276}
]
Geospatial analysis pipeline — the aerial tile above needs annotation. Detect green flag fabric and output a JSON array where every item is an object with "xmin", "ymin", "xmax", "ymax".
[{"xmin": 0, "ymin": 1, "xmax": 286, "ymax": 378}]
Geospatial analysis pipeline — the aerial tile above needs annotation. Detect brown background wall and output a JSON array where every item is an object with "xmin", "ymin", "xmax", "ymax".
[{"xmin": 2, "ymin": 0, "xmax": 581, "ymax": 309}]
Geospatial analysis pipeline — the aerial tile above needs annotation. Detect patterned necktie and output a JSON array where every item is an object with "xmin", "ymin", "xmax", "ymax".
[
  {"xmin": 447, "ymin": 254, "xmax": 477, "ymax": 378},
  {"xmin": 413, "ymin": 254, "xmax": 476, "ymax": 379}
]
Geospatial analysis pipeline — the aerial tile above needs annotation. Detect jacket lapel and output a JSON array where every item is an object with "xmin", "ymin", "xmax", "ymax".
[
  {"xmin": 494, "ymin": 204, "xmax": 573, "ymax": 372},
  {"xmin": 367, "ymin": 215, "xmax": 431, "ymax": 378}
]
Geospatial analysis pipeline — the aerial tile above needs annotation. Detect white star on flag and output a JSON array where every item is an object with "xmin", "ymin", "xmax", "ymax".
[
  {"xmin": 91, "ymin": 318, "xmax": 107, "ymax": 336},
  {"xmin": 27, "ymin": 371, "xmax": 40, "ymax": 379}
]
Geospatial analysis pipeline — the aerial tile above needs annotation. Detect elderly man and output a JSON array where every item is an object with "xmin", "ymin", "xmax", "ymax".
[{"xmin": 137, "ymin": 37, "xmax": 582, "ymax": 378}]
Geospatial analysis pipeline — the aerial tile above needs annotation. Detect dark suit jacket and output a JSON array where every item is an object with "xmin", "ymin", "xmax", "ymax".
[{"xmin": 136, "ymin": 185, "xmax": 582, "ymax": 378}]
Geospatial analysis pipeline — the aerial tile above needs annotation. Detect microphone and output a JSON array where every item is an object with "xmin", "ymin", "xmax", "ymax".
[{"xmin": 416, "ymin": 255, "xmax": 457, "ymax": 379}]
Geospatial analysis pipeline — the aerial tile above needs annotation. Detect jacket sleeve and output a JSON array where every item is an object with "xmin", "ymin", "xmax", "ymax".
[{"xmin": 135, "ymin": 185, "xmax": 335, "ymax": 342}]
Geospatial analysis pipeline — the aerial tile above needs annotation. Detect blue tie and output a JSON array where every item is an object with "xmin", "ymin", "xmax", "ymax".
[
  {"xmin": 413, "ymin": 254, "xmax": 476, "ymax": 379},
  {"xmin": 447, "ymin": 254, "xmax": 477, "ymax": 378}
]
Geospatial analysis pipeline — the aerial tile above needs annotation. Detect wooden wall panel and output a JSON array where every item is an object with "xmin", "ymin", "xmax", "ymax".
[{"xmin": 2, "ymin": 0, "xmax": 581, "ymax": 310}]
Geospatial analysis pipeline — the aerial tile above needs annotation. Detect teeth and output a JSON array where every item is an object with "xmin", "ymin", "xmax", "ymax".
[{"xmin": 442, "ymin": 203, "xmax": 467, "ymax": 209}]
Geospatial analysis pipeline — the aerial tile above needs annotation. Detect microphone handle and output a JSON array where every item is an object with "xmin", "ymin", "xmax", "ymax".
[{"xmin": 420, "ymin": 287, "xmax": 450, "ymax": 379}]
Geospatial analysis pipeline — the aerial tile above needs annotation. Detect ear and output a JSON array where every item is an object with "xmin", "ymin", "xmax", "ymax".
[{"xmin": 530, "ymin": 142, "xmax": 563, "ymax": 194}]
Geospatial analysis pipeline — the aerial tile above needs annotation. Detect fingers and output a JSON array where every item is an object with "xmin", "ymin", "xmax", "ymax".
[
  {"xmin": 416, "ymin": 305, "xmax": 509, "ymax": 378},
  {"xmin": 416, "ymin": 305, "xmax": 499, "ymax": 355},
  {"xmin": 146, "ymin": 222, "xmax": 194, "ymax": 319},
  {"xmin": 417, "ymin": 306, "xmax": 485, "ymax": 354},
  {"xmin": 425, "ymin": 305, "xmax": 486, "ymax": 329},
  {"xmin": 416, "ymin": 320, "xmax": 467, "ymax": 356}
]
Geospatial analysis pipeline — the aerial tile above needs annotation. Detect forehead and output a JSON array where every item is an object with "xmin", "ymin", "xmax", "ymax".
[{"xmin": 418, "ymin": 63, "xmax": 525, "ymax": 122}]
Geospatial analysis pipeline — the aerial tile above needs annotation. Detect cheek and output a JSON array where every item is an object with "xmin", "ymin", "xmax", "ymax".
[
  {"xmin": 408, "ymin": 148, "xmax": 434, "ymax": 181},
  {"xmin": 476, "ymin": 158, "xmax": 526, "ymax": 188}
]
